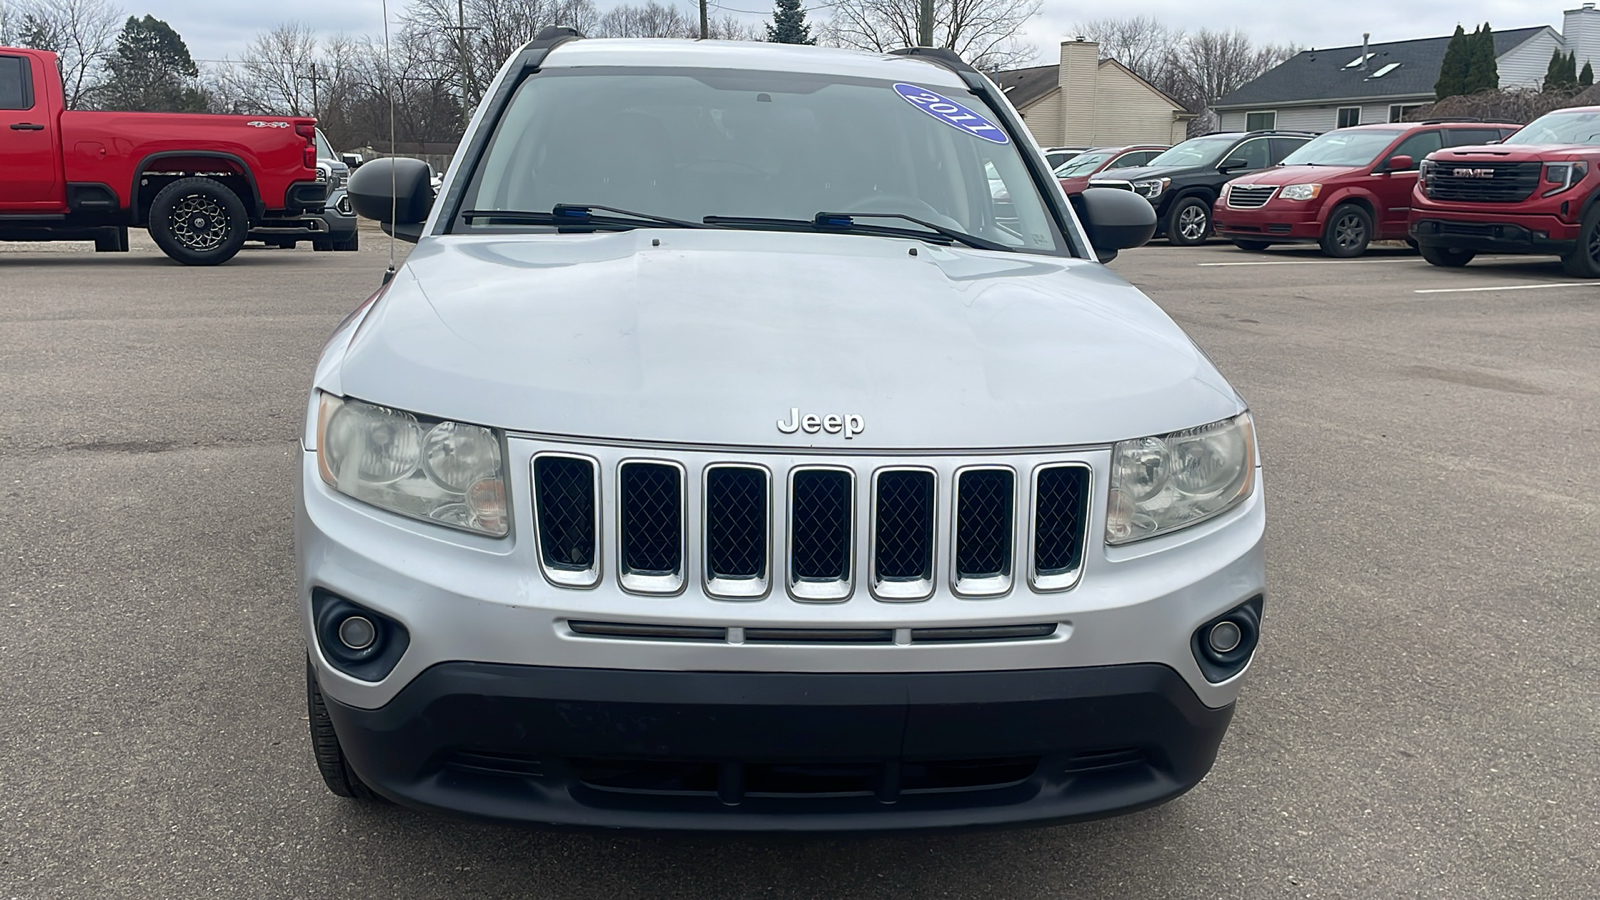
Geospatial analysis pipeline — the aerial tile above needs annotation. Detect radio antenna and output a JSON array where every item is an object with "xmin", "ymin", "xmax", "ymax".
[{"xmin": 381, "ymin": 0, "xmax": 397, "ymax": 285}]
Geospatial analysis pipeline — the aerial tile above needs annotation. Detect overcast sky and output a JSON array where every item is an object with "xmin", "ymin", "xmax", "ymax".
[{"xmin": 128, "ymin": 0, "xmax": 1568, "ymax": 65}]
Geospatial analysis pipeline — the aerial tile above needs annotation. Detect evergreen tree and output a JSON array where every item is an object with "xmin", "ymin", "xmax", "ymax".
[
  {"xmin": 766, "ymin": 0, "xmax": 815, "ymax": 44},
  {"xmin": 1465, "ymin": 22, "xmax": 1499, "ymax": 93},
  {"xmin": 98, "ymin": 16, "xmax": 208, "ymax": 112},
  {"xmin": 1546, "ymin": 47, "xmax": 1568, "ymax": 91},
  {"xmin": 1435, "ymin": 25, "xmax": 1469, "ymax": 100},
  {"xmin": 1566, "ymin": 50, "xmax": 1580, "ymax": 87},
  {"xmin": 1583, "ymin": 60, "xmax": 1594, "ymax": 87}
]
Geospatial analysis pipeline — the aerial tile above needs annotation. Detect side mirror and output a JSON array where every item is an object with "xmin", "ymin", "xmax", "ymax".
[
  {"xmin": 340, "ymin": 153, "xmax": 363, "ymax": 169},
  {"xmin": 348, "ymin": 157, "xmax": 434, "ymax": 243},
  {"xmin": 1385, "ymin": 155, "xmax": 1414, "ymax": 172},
  {"xmin": 1075, "ymin": 187, "xmax": 1157, "ymax": 263},
  {"xmin": 1219, "ymin": 157, "xmax": 1249, "ymax": 172}
]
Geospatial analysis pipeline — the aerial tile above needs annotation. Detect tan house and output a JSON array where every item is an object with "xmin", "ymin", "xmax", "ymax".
[{"xmin": 992, "ymin": 39, "xmax": 1193, "ymax": 149}]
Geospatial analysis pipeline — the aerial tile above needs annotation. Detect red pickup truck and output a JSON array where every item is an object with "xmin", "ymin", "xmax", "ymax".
[
  {"xmin": 1, "ymin": 46, "xmax": 326, "ymax": 265},
  {"xmin": 1410, "ymin": 106, "xmax": 1600, "ymax": 276}
]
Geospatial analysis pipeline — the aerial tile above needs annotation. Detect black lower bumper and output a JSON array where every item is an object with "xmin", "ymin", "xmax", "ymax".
[
  {"xmin": 323, "ymin": 662, "xmax": 1234, "ymax": 831},
  {"xmin": 1410, "ymin": 218, "xmax": 1574, "ymax": 254}
]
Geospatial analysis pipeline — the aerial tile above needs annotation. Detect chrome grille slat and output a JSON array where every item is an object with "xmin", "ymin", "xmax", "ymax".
[
  {"xmin": 531, "ymin": 454, "xmax": 600, "ymax": 588},
  {"xmin": 704, "ymin": 465, "xmax": 769, "ymax": 599},
  {"xmin": 1031, "ymin": 464, "xmax": 1091, "ymax": 592},
  {"xmin": 871, "ymin": 468, "xmax": 935, "ymax": 601},
  {"xmin": 617, "ymin": 461, "xmax": 685, "ymax": 593},
  {"xmin": 788, "ymin": 468, "xmax": 854, "ymax": 601},
  {"xmin": 952, "ymin": 468, "xmax": 1015, "ymax": 596}
]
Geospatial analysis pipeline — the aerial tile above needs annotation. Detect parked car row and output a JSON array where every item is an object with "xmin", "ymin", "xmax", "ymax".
[{"xmin": 1070, "ymin": 112, "xmax": 1600, "ymax": 276}]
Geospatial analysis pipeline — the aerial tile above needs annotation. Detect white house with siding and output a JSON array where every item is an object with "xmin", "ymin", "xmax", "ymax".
[
  {"xmin": 991, "ymin": 40, "xmax": 1193, "ymax": 149},
  {"xmin": 1214, "ymin": 4, "xmax": 1600, "ymax": 134}
]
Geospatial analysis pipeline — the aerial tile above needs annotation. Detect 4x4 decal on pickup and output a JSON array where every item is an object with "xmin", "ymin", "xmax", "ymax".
[{"xmin": 247, "ymin": 121, "xmax": 290, "ymax": 128}]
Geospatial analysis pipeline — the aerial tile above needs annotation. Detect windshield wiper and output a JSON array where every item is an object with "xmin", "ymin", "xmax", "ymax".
[
  {"xmin": 702, "ymin": 212, "xmax": 1011, "ymax": 251},
  {"xmin": 460, "ymin": 204, "xmax": 708, "ymax": 230}
]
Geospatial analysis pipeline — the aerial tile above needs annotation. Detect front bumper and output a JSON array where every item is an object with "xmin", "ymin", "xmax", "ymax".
[
  {"xmin": 322, "ymin": 660, "xmax": 1234, "ymax": 831},
  {"xmin": 1213, "ymin": 203, "xmax": 1322, "ymax": 243},
  {"xmin": 1409, "ymin": 214, "xmax": 1579, "ymax": 254}
]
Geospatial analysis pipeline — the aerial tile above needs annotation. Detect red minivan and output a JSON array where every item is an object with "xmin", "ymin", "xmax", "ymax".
[{"xmin": 1213, "ymin": 122, "xmax": 1518, "ymax": 257}]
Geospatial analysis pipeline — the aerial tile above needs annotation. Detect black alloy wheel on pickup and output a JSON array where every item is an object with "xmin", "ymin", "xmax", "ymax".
[
  {"xmin": 147, "ymin": 177, "xmax": 249, "ymax": 266},
  {"xmin": 1321, "ymin": 204, "xmax": 1372, "ymax": 258},
  {"xmin": 1168, "ymin": 196, "xmax": 1212, "ymax": 246},
  {"xmin": 1561, "ymin": 204, "xmax": 1600, "ymax": 278}
]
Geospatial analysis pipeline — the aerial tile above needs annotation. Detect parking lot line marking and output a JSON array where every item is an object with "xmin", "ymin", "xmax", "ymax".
[
  {"xmin": 1414, "ymin": 282, "xmax": 1600, "ymax": 294},
  {"xmin": 1197, "ymin": 259, "xmax": 1419, "ymax": 267}
]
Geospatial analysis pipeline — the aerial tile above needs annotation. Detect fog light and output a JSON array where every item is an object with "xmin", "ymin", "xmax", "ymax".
[
  {"xmin": 1191, "ymin": 595, "xmax": 1263, "ymax": 684},
  {"xmin": 1207, "ymin": 620, "xmax": 1242, "ymax": 654},
  {"xmin": 338, "ymin": 615, "xmax": 377, "ymax": 650}
]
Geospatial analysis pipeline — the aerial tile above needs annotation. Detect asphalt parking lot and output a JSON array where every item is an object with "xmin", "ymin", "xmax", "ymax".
[{"xmin": 2, "ymin": 227, "xmax": 1596, "ymax": 899}]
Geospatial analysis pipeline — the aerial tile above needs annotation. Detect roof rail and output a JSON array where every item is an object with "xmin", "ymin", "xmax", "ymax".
[
  {"xmin": 1419, "ymin": 117, "xmax": 1482, "ymax": 124},
  {"xmin": 888, "ymin": 46, "xmax": 979, "ymax": 78}
]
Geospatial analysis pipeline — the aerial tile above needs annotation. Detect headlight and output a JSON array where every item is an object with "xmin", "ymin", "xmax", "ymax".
[
  {"xmin": 1542, "ymin": 161, "xmax": 1588, "ymax": 196},
  {"xmin": 1106, "ymin": 413, "xmax": 1256, "ymax": 545},
  {"xmin": 317, "ymin": 394, "xmax": 508, "ymax": 536},
  {"xmin": 1279, "ymin": 183, "xmax": 1321, "ymax": 202},
  {"xmin": 1133, "ymin": 177, "xmax": 1170, "ymax": 199}
]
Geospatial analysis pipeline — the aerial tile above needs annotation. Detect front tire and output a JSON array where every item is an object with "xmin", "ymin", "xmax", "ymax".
[
  {"xmin": 147, "ymin": 177, "xmax": 248, "ymax": 266},
  {"xmin": 307, "ymin": 659, "xmax": 381, "ymax": 801},
  {"xmin": 1419, "ymin": 244, "xmax": 1476, "ymax": 268},
  {"xmin": 1231, "ymin": 239, "xmax": 1271, "ymax": 251},
  {"xmin": 1166, "ymin": 196, "xmax": 1213, "ymax": 246},
  {"xmin": 1320, "ymin": 204, "xmax": 1372, "ymax": 258},
  {"xmin": 1560, "ymin": 204, "xmax": 1600, "ymax": 277}
]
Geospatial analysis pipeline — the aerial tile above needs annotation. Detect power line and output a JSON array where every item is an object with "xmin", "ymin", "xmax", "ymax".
[{"xmin": 708, "ymin": 0, "xmax": 838, "ymax": 14}]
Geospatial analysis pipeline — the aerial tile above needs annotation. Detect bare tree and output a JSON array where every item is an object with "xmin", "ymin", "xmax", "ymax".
[
  {"xmin": 595, "ymin": 2, "xmax": 695, "ymax": 38},
  {"xmin": 707, "ymin": 14, "xmax": 764, "ymax": 41},
  {"xmin": 219, "ymin": 22, "xmax": 319, "ymax": 116},
  {"xmin": 10, "ymin": 0, "xmax": 121, "ymax": 108},
  {"xmin": 1073, "ymin": 15, "xmax": 1183, "ymax": 88},
  {"xmin": 402, "ymin": 0, "xmax": 600, "ymax": 107},
  {"xmin": 1166, "ymin": 28, "xmax": 1296, "ymax": 112},
  {"xmin": 824, "ymin": 0, "xmax": 1041, "ymax": 70}
]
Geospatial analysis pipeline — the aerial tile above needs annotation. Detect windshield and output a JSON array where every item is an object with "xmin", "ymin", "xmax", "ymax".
[
  {"xmin": 1503, "ymin": 110, "xmax": 1600, "ymax": 145},
  {"xmin": 1054, "ymin": 152, "xmax": 1112, "ymax": 177},
  {"xmin": 458, "ymin": 68, "xmax": 1064, "ymax": 253},
  {"xmin": 1143, "ymin": 135, "xmax": 1240, "ymax": 169},
  {"xmin": 1281, "ymin": 130, "xmax": 1401, "ymax": 166},
  {"xmin": 315, "ymin": 129, "xmax": 336, "ymax": 162}
]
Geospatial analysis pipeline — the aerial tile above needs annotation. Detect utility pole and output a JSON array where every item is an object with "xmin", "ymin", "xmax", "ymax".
[
  {"xmin": 918, "ymin": 0, "xmax": 934, "ymax": 47},
  {"xmin": 699, "ymin": 0, "xmax": 708, "ymax": 39},
  {"xmin": 310, "ymin": 62, "xmax": 319, "ymax": 120},
  {"xmin": 444, "ymin": 0, "xmax": 477, "ymax": 113}
]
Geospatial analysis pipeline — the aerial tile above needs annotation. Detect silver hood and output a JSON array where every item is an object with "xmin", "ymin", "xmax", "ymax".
[{"xmin": 331, "ymin": 230, "xmax": 1243, "ymax": 450}]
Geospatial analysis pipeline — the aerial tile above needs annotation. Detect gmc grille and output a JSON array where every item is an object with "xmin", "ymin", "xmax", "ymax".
[
  {"xmin": 1425, "ymin": 161, "xmax": 1541, "ymax": 203},
  {"xmin": 1226, "ymin": 185, "xmax": 1277, "ymax": 209},
  {"xmin": 526, "ymin": 451, "xmax": 1092, "ymax": 601}
]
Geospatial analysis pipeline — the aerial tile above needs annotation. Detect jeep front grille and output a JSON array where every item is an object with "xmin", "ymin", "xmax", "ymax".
[
  {"xmin": 618, "ymin": 461, "xmax": 685, "ymax": 593},
  {"xmin": 1226, "ymin": 185, "xmax": 1277, "ymax": 209},
  {"xmin": 526, "ymin": 448, "xmax": 1092, "ymax": 601}
]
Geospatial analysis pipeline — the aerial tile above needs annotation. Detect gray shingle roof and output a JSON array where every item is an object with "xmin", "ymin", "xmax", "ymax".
[
  {"xmin": 990, "ymin": 65, "xmax": 1058, "ymax": 110},
  {"xmin": 1214, "ymin": 26, "xmax": 1551, "ymax": 108}
]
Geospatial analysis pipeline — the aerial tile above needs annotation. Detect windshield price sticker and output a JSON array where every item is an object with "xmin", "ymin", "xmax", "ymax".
[{"xmin": 893, "ymin": 84, "xmax": 1009, "ymax": 145}]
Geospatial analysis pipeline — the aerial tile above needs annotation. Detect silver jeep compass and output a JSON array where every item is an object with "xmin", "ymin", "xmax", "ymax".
[{"xmin": 302, "ymin": 30, "xmax": 1265, "ymax": 830}]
